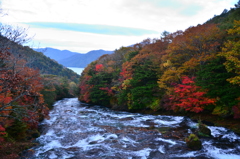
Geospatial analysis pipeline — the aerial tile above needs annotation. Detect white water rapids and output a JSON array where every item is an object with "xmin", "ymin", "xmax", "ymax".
[{"xmin": 24, "ymin": 98, "xmax": 240, "ymax": 159}]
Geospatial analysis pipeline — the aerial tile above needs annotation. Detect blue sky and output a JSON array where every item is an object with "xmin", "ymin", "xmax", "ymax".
[
  {"xmin": 0, "ymin": 0, "xmax": 237, "ymax": 53},
  {"xmin": 25, "ymin": 22, "xmax": 158, "ymax": 36}
]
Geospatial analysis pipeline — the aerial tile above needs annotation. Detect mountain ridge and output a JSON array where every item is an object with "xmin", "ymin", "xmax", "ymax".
[{"xmin": 34, "ymin": 47, "xmax": 113, "ymax": 68}]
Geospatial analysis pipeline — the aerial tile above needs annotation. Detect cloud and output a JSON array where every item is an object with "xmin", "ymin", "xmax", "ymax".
[
  {"xmin": 1, "ymin": 0, "xmax": 237, "ymax": 53},
  {"xmin": 28, "ymin": 27, "xmax": 158, "ymax": 53},
  {"xmin": 25, "ymin": 22, "xmax": 159, "ymax": 36}
]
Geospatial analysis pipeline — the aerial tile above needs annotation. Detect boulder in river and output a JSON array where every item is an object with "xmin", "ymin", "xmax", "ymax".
[
  {"xmin": 185, "ymin": 134, "xmax": 202, "ymax": 150},
  {"xmin": 198, "ymin": 122, "xmax": 212, "ymax": 137}
]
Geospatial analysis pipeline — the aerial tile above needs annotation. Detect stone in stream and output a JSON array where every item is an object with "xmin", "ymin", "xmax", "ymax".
[
  {"xmin": 119, "ymin": 117, "xmax": 134, "ymax": 121},
  {"xmin": 198, "ymin": 123, "xmax": 212, "ymax": 137},
  {"xmin": 185, "ymin": 133, "xmax": 202, "ymax": 150}
]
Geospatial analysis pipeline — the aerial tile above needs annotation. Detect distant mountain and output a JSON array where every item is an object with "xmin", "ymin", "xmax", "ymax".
[
  {"xmin": 34, "ymin": 47, "xmax": 79, "ymax": 61},
  {"xmin": 35, "ymin": 48, "xmax": 113, "ymax": 68},
  {"xmin": 59, "ymin": 50, "xmax": 113, "ymax": 67}
]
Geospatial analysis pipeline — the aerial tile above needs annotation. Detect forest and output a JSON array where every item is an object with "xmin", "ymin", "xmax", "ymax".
[
  {"xmin": 78, "ymin": 6, "xmax": 240, "ymax": 129},
  {"xmin": 0, "ymin": 23, "xmax": 79, "ymax": 158},
  {"xmin": 1, "ymin": 2, "xmax": 240, "ymax": 159}
]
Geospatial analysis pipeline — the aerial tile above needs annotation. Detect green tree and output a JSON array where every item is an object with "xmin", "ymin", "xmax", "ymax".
[{"xmin": 196, "ymin": 57, "xmax": 240, "ymax": 116}]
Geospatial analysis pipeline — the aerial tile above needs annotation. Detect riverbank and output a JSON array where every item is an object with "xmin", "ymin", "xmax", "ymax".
[{"xmin": 0, "ymin": 141, "xmax": 38, "ymax": 159}]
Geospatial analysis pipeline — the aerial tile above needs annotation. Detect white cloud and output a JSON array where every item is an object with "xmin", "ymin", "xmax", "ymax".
[
  {"xmin": 28, "ymin": 27, "xmax": 158, "ymax": 53},
  {"xmin": 0, "ymin": 0, "xmax": 236, "ymax": 53}
]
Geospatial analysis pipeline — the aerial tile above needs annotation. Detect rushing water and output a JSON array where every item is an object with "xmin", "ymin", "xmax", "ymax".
[{"xmin": 23, "ymin": 98, "xmax": 240, "ymax": 159}]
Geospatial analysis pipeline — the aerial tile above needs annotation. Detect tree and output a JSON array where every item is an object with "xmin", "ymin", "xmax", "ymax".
[
  {"xmin": 0, "ymin": 49, "xmax": 49, "ymax": 129},
  {"xmin": 165, "ymin": 76, "xmax": 215, "ymax": 113},
  {"xmin": 158, "ymin": 24, "xmax": 224, "ymax": 92},
  {"xmin": 0, "ymin": 25, "xmax": 31, "ymax": 45},
  {"xmin": 219, "ymin": 20, "xmax": 240, "ymax": 85},
  {"xmin": 196, "ymin": 57, "xmax": 240, "ymax": 116},
  {"xmin": 161, "ymin": 30, "xmax": 170, "ymax": 39},
  {"xmin": 235, "ymin": 0, "xmax": 240, "ymax": 8}
]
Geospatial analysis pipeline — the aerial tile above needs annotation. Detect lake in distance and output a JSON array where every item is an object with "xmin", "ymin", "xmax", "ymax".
[{"xmin": 67, "ymin": 67, "xmax": 84, "ymax": 75}]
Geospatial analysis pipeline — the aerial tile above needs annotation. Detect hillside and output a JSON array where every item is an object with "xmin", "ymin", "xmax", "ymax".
[
  {"xmin": 78, "ymin": 6, "xmax": 240, "ymax": 130},
  {"xmin": 35, "ymin": 48, "xmax": 113, "ymax": 68},
  {"xmin": 0, "ymin": 36, "xmax": 80, "ymax": 82},
  {"xmin": 0, "ymin": 27, "xmax": 82, "ymax": 157},
  {"xmin": 206, "ymin": 7, "xmax": 240, "ymax": 30}
]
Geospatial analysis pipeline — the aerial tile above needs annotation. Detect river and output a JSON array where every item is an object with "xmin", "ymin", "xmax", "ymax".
[{"xmin": 22, "ymin": 98, "xmax": 240, "ymax": 159}]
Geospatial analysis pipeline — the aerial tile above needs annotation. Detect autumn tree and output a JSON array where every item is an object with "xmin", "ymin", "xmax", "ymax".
[
  {"xmin": 0, "ymin": 25, "xmax": 31, "ymax": 45},
  {"xmin": 158, "ymin": 24, "xmax": 224, "ymax": 92},
  {"xmin": 78, "ymin": 62, "xmax": 95, "ymax": 103},
  {"xmin": 219, "ymin": 20, "xmax": 240, "ymax": 85},
  {"xmin": 0, "ymin": 49, "xmax": 49, "ymax": 126},
  {"xmin": 165, "ymin": 76, "xmax": 215, "ymax": 113}
]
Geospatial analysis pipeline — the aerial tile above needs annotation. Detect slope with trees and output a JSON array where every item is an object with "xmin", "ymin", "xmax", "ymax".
[
  {"xmin": 0, "ymin": 24, "xmax": 80, "ymax": 158},
  {"xmin": 78, "ymin": 6, "xmax": 240, "ymax": 131}
]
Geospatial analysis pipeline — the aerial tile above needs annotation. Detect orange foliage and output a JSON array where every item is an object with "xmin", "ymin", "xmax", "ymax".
[{"xmin": 0, "ymin": 50, "xmax": 49, "ymax": 129}]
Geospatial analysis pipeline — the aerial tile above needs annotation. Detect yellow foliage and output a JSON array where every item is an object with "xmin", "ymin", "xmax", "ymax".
[
  {"xmin": 162, "ymin": 60, "xmax": 172, "ymax": 67},
  {"xmin": 157, "ymin": 68, "xmax": 182, "ymax": 93},
  {"xmin": 218, "ymin": 20, "xmax": 240, "ymax": 85},
  {"xmin": 121, "ymin": 79, "xmax": 132, "ymax": 90}
]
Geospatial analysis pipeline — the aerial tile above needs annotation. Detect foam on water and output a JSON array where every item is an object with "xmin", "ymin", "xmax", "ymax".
[
  {"xmin": 155, "ymin": 138, "xmax": 177, "ymax": 145},
  {"xmin": 158, "ymin": 145, "xmax": 165, "ymax": 153},
  {"xmin": 49, "ymin": 152, "xmax": 57, "ymax": 159},
  {"xmin": 133, "ymin": 148, "xmax": 152, "ymax": 159},
  {"xmin": 73, "ymin": 138, "xmax": 89, "ymax": 150},
  {"xmin": 205, "ymin": 144, "xmax": 240, "ymax": 159},
  {"xmin": 28, "ymin": 98, "xmax": 240, "ymax": 159},
  {"xmin": 154, "ymin": 116, "xmax": 184, "ymax": 126}
]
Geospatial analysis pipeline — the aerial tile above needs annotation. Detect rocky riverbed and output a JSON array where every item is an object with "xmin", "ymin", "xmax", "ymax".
[{"xmin": 22, "ymin": 98, "xmax": 240, "ymax": 159}]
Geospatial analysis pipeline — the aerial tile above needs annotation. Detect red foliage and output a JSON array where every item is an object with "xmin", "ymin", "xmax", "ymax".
[
  {"xmin": 100, "ymin": 87, "xmax": 114, "ymax": 96},
  {"xmin": 120, "ymin": 62, "xmax": 133, "ymax": 80},
  {"xmin": 232, "ymin": 103, "xmax": 240, "ymax": 119},
  {"xmin": 168, "ymin": 76, "xmax": 215, "ymax": 113},
  {"xmin": 22, "ymin": 111, "xmax": 39, "ymax": 129},
  {"xmin": 119, "ymin": 68, "xmax": 127, "ymax": 78},
  {"xmin": 95, "ymin": 64, "xmax": 104, "ymax": 72},
  {"xmin": 79, "ymin": 75, "xmax": 92, "ymax": 102},
  {"xmin": 0, "ymin": 125, "xmax": 6, "ymax": 143},
  {"xmin": 0, "ymin": 50, "xmax": 49, "ymax": 132}
]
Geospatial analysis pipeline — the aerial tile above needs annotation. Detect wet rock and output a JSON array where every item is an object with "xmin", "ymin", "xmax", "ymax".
[
  {"xmin": 119, "ymin": 117, "xmax": 134, "ymax": 121},
  {"xmin": 157, "ymin": 127, "xmax": 171, "ymax": 134},
  {"xmin": 185, "ymin": 134, "xmax": 202, "ymax": 150},
  {"xmin": 20, "ymin": 149, "xmax": 36, "ymax": 158},
  {"xmin": 198, "ymin": 123, "xmax": 211, "ymax": 137},
  {"xmin": 142, "ymin": 119, "xmax": 158, "ymax": 128},
  {"xmin": 89, "ymin": 141, "xmax": 99, "ymax": 144},
  {"xmin": 31, "ymin": 131, "xmax": 40, "ymax": 138},
  {"xmin": 149, "ymin": 150, "xmax": 166, "ymax": 159},
  {"xmin": 112, "ymin": 139, "xmax": 118, "ymax": 143},
  {"xmin": 86, "ymin": 148, "xmax": 105, "ymax": 156}
]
